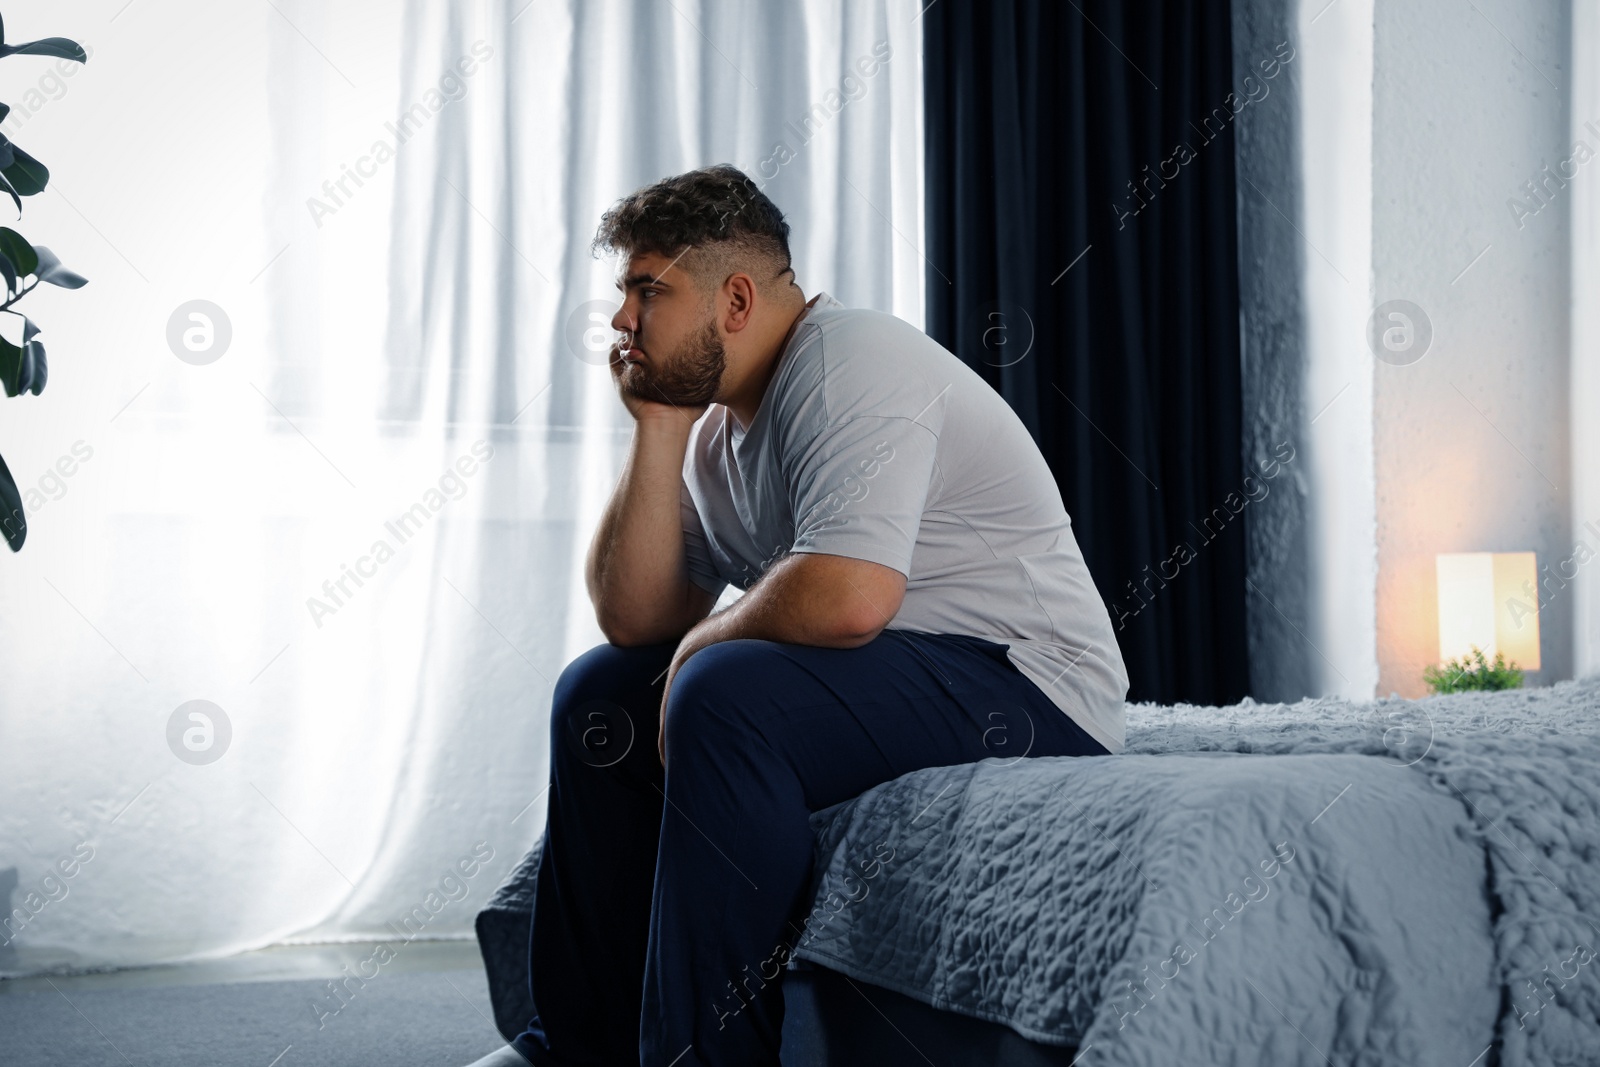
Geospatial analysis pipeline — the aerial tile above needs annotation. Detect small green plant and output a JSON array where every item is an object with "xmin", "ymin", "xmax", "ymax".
[
  {"xmin": 1424, "ymin": 646, "xmax": 1525, "ymax": 694},
  {"xmin": 0, "ymin": 12, "xmax": 91, "ymax": 554}
]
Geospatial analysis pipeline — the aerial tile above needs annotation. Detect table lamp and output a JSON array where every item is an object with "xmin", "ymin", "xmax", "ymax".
[{"xmin": 1435, "ymin": 551, "xmax": 1540, "ymax": 669}]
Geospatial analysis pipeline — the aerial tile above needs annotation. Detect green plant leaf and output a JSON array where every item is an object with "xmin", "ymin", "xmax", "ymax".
[
  {"xmin": 0, "ymin": 171, "xmax": 18, "ymax": 214},
  {"xmin": 26, "ymin": 338, "xmax": 45, "ymax": 395},
  {"xmin": 0, "ymin": 448, "xmax": 27, "ymax": 553},
  {"xmin": 0, "ymin": 333, "xmax": 21, "ymax": 396},
  {"xmin": 0, "ymin": 249, "xmax": 16, "ymax": 295},
  {"xmin": 0, "ymin": 38, "xmax": 87, "ymax": 63},
  {"xmin": 0, "ymin": 228, "xmax": 37, "ymax": 277},
  {"xmin": 1423, "ymin": 644, "xmax": 1525, "ymax": 694},
  {"xmin": 33, "ymin": 246, "xmax": 86, "ymax": 288},
  {"xmin": 2, "ymin": 144, "xmax": 47, "ymax": 196},
  {"xmin": 7, "ymin": 317, "xmax": 45, "ymax": 395},
  {"xmin": 0, "ymin": 134, "xmax": 14, "ymax": 171},
  {"xmin": 15, "ymin": 334, "xmax": 34, "ymax": 392},
  {"xmin": 0, "ymin": 104, "xmax": 9, "ymax": 125}
]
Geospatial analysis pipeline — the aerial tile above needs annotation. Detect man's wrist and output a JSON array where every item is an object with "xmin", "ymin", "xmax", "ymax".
[
  {"xmin": 673, "ymin": 621, "xmax": 710, "ymax": 668},
  {"xmin": 634, "ymin": 411, "xmax": 699, "ymax": 442}
]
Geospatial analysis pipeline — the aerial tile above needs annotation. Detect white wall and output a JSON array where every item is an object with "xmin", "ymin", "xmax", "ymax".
[
  {"xmin": 1238, "ymin": 0, "xmax": 1578, "ymax": 699},
  {"xmin": 1370, "ymin": 0, "xmax": 1572, "ymax": 696},
  {"xmin": 1574, "ymin": 0, "xmax": 1600, "ymax": 679}
]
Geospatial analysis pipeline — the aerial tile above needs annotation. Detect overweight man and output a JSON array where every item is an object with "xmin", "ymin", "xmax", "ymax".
[{"xmin": 465, "ymin": 164, "xmax": 1129, "ymax": 1067}]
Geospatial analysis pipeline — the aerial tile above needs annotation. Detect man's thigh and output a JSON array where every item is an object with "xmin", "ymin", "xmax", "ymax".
[{"xmin": 667, "ymin": 629, "xmax": 1100, "ymax": 813}]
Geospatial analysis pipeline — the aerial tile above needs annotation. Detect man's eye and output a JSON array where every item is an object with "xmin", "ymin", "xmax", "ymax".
[{"xmin": 641, "ymin": 289, "xmax": 659, "ymax": 299}]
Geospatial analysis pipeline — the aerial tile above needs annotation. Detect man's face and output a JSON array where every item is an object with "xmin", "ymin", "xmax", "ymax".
[{"xmin": 610, "ymin": 250, "xmax": 726, "ymax": 408}]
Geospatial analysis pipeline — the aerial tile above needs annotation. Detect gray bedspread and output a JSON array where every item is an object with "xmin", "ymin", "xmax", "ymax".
[{"xmin": 791, "ymin": 678, "xmax": 1600, "ymax": 1066}]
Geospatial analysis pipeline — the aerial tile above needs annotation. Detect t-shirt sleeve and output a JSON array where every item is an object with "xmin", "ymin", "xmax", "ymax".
[
  {"xmin": 681, "ymin": 479, "xmax": 727, "ymax": 597},
  {"xmin": 785, "ymin": 414, "xmax": 940, "ymax": 577}
]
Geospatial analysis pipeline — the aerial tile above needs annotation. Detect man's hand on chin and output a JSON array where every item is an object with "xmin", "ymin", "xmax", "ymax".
[{"xmin": 655, "ymin": 552, "xmax": 907, "ymax": 765}]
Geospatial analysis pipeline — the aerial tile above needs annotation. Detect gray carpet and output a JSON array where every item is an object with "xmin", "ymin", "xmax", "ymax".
[{"xmin": 0, "ymin": 968, "xmax": 505, "ymax": 1067}]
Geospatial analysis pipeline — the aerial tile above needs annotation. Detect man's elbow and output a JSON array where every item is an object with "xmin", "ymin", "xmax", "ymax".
[
  {"xmin": 595, "ymin": 586, "xmax": 707, "ymax": 647},
  {"xmin": 833, "ymin": 597, "xmax": 902, "ymax": 647},
  {"xmin": 834, "ymin": 618, "xmax": 886, "ymax": 648},
  {"xmin": 595, "ymin": 612, "xmax": 643, "ymax": 647},
  {"xmin": 804, "ymin": 557, "xmax": 905, "ymax": 646},
  {"xmin": 595, "ymin": 610, "xmax": 673, "ymax": 648}
]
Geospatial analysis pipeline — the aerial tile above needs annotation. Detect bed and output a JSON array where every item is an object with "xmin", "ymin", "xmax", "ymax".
[{"xmin": 476, "ymin": 677, "xmax": 1600, "ymax": 1066}]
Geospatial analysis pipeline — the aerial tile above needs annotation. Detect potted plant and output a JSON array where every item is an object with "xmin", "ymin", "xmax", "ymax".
[
  {"xmin": 1423, "ymin": 645, "xmax": 1525, "ymax": 694},
  {"xmin": 0, "ymin": 12, "xmax": 89, "ymax": 553}
]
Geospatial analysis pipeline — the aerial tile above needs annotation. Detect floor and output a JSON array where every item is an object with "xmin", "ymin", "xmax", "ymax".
[
  {"xmin": 0, "ymin": 940, "xmax": 505, "ymax": 1067},
  {"xmin": 1, "ymin": 941, "xmax": 1086, "ymax": 1067}
]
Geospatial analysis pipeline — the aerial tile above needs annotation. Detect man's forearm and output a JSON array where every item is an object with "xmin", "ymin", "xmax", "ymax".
[
  {"xmin": 656, "ymin": 551, "xmax": 906, "ymax": 762},
  {"xmin": 674, "ymin": 552, "xmax": 899, "ymax": 663},
  {"xmin": 587, "ymin": 416, "xmax": 698, "ymax": 643}
]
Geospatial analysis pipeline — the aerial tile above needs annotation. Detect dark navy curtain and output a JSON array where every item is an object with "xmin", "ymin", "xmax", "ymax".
[{"xmin": 923, "ymin": 0, "xmax": 1249, "ymax": 706}]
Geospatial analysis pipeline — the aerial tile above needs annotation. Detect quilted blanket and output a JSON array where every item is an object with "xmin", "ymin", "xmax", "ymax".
[{"xmin": 791, "ymin": 677, "xmax": 1600, "ymax": 1066}]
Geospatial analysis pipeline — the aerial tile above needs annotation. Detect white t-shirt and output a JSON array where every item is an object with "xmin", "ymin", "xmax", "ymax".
[{"xmin": 679, "ymin": 292, "xmax": 1129, "ymax": 753}]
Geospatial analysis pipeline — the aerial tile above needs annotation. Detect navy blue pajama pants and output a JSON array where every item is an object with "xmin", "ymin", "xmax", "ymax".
[{"xmin": 510, "ymin": 629, "xmax": 1110, "ymax": 1067}]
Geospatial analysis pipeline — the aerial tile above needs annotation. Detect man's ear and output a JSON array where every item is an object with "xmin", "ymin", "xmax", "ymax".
[{"xmin": 721, "ymin": 273, "xmax": 757, "ymax": 334}]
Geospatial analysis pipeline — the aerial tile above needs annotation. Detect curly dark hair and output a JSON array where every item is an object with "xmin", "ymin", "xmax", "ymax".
[{"xmin": 591, "ymin": 164, "xmax": 795, "ymax": 295}]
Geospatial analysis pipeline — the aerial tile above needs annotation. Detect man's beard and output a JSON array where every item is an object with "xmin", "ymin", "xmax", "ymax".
[{"xmin": 622, "ymin": 312, "xmax": 725, "ymax": 408}]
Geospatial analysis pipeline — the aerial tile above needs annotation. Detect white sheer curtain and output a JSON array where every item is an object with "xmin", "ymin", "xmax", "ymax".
[{"xmin": 0, "ymin": 0, "xmax": 922, "ymax": 974}]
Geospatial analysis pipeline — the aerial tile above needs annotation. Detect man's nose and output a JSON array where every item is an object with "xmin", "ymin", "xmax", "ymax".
[{"xmin": 611, "ymin": 306, "xmax": 637, "ymax": 335}]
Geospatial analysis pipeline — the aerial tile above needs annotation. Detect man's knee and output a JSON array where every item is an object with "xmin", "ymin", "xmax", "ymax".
[
  {"xmin": 551, "ymin": 644, "xmax": 625, "ymax": 728},
  {"xmin": 664, "ymin": 639, "xmax": 779, "ymax": 748},
  {"xmin": 550, "ymin": 643, "xmax": 661, "ymax": 766}
]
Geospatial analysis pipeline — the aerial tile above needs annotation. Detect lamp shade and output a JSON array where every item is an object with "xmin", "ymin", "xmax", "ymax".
[{"xmin": 1436, "ymin": 552, "xmax": 1540, "ymax": 670}]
